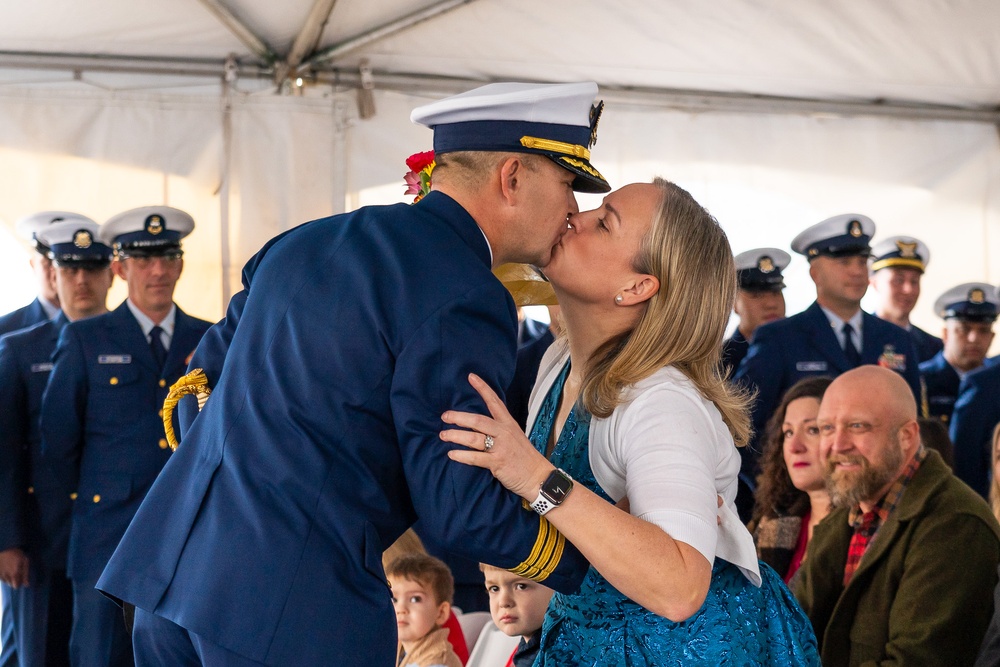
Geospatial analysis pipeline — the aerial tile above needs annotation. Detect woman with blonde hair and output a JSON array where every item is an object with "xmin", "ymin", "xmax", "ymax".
[{"xmin": 441, "ymin": 179, "xmax": 818, "ymax": 664}]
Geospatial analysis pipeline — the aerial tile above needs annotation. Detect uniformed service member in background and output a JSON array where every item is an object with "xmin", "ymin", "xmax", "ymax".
[
  {"xmin": 868, "ymin": 235, "xmax": 942, "ymax": 363},
  {"xmin": 0, "ymin": 212, "xmax": 88, "ymax": 336},
  {"xmin": 0, "ymin": 220, "xmax": 115, "ymax": 667},
  {"xmin": 38, "ymin": 207, "xmax": 211, "ymax": 667},
  {"xmin": 951, "ymin": 289, "xmax": 1000, "ymax": 499},
  {"xmin": 919, "ymin": 283, "xmax": 997, "ymax": 426},
  {"xmin": 734, "ymin": 214, "xmax": 922, "ymax": 482},
  {"xmin": 722, "ymin": 248, "xmax": 790, "ymax": 376}
]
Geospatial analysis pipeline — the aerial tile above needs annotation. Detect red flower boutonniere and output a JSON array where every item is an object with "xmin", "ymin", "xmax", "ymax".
[{"xmin": 404, "ymin": 150, "xmax": 435, "ymax": 203}]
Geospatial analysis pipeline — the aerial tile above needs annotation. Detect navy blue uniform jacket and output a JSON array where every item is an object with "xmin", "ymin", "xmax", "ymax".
[
  {"xmin": 951, "ymin": 363, "xmax": 1000, "ymax": 498},
  {"xmin": 721, "ymin": 329, "xmax": 750, "ymax": 378},
  {"xmin": 39, "ymin": 302, "xmax": 210, "ymax": 583},
  {"xmin": 0, "ymin": 298, "xmax": 50, "ymax": 337},
  {"xmin": 908, "ymin": 324, "xmax": 944, "ymax": 364},
  {"xmin": 918, "ymin": 351, "xmax": 961, "ymax": 424},
  {"xmin": 95, "ymin": 193, "xmax": 587, "ymax": 666},
  {"xmin": 734, "ymin": 301, "xmax": 922, "ymax": 475},
  {"xmin": 0, "ymin": 315, "xmax": 73, "ymax": 569}
]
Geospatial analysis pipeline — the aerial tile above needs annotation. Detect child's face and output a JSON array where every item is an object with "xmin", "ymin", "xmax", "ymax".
[
  {"xmin": 484, "ymin": 568, "xmax": 554, "ymax": 639},
  {"xmin": 389, "ymin": 576, "xmax": 449, "ymax": 645}
]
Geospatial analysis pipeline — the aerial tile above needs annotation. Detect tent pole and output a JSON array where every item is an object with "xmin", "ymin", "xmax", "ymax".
[
  {"xmin": 195, "ymin": 0, "xmax": 279, "ymax": 64},
  {"xmin": 219, "ymin": 56, "xmax": 236, "ymax": 307}
]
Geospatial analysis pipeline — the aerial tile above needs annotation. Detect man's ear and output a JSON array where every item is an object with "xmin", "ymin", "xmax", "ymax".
[
  {"xmin": 111, "ymin": 260, "xmax": 128, "ymax": 281},
  {"xmin": 808, "ymin": 260, "xmax": 819, "ymax": 284},
  {"xmin": 498, "ymin": 156, "xmax": 525, "ymax": 205},
  {"xmin": 898, "ymin": 419, "xmax": 920, "ymax": 450}
]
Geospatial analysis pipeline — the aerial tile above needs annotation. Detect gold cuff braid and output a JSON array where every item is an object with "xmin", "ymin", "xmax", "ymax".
[
  {"xmin": 162, "ymin": 368, "xmax": 212, "ymax": 452},
  {"xmin": 509, "ymin": 511, "xmax": 566, "ymax": 583}
]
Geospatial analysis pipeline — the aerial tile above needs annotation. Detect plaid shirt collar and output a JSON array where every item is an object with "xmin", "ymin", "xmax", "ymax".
[{"xmin": 848, "ymin": 445, "xmax": 927, "ymax": 530}]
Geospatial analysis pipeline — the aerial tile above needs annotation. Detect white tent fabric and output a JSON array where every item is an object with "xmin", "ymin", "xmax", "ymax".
[{"xmin": 0, "ymin": 1, "xmax": 998, "ymax": 354}]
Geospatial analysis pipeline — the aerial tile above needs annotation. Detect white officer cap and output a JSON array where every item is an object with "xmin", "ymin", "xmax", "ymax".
[
  {"xmin": 733, "ymin": 248, "xmax": 790, "ymax": 291},
  {"xmin": 791, "ymin": 214, "xmax": 875, "ymax": 260},
  {"xmin": 411, "ymin": 81, "xmax": 610, "ymax": 193},
  {"xmin": 15, "ymin": 211, "xmax": 97, "ymax": 254},
  {"xmin": 934, "ymin": 283, "xmax": 999, "ymax": 322},
  {"xmin": 36, "ymin": 219, "xmax": 113, "ymax": 267},
  {"xmin": 869, "ymin": 236, "xmax": 930, "ymax": 273},
  {"xmin": 100, "ymin": 206, "xmax": 194, "ymax": 258}
]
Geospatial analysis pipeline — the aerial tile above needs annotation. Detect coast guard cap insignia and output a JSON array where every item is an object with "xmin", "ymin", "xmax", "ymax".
[
  {"xmin": 589, "ymin": 101, "xmax": 604, "ymax": 148},
  {"xmin": 970, "ymin": 288, "xmax": 986, "ymax": 304},
  {"xmin": 896, "ymin": 240, "xmax": 918, "ymax": 258},
  {"xmin": 146, "ymin": 214, "xmax": 164, "ymax": 235},
  {"xmin": 73, "ymin": 230, "xmax": 93, "ymax": 248},
  {"xmin": 848, "ymin": 220, "xmax": 863, "ymax": 237},
  {"xmin": 758, "ymin": 256, "xmax": 775, "ymax": 273}
]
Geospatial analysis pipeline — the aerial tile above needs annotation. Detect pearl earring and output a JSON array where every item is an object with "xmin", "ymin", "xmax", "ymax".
[{"xmin": 615, "ymin": 294, "xmax": 623, "ymax": 304}]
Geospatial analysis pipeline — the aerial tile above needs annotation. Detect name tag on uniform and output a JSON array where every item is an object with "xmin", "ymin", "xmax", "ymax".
[
  {"xmin": 30, "ymin": 362, "xmax": 53, "ymax": 373},
  {"xmin": 98, "ymin": 355, "xmax": 132, "ymax": 364},
  {"xmin": 796, "ymin": 361, "xmax": 828, "ymax": 372}
]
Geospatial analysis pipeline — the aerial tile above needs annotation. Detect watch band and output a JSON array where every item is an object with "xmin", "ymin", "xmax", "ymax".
[{"xmin": 530, "ymin": 494, "xmax": 556, "ymax": 516}]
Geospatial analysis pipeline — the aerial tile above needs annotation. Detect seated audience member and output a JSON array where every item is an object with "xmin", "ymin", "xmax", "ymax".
[
  {"xmin": 918, "ymin": 418, "xmax": 955, "ymax": 469},
  {"xmin": 480, "ymin": 564, "xmax": 554, "ymax": 667},
  {"xmin": 952, "ymin": 350, "xmax": 1000, "ymax": 499},
  {"xmin": 749, "ymin": 377, "xmax": 832, "ymax": 584},
  {"xmin": 388, "ymin": 554, "xmax": 463, "ymax": 667},
  {"xmin": 384, "ymin": 531, "xmax": 468, "ymax": 665},
  {"xmin": 979, "ymin": 426, "xmax": 1000, "ymax": 667},
  {"xmin": 796, "ymin": 365, "xmax": 1000, "ymax": 666}
]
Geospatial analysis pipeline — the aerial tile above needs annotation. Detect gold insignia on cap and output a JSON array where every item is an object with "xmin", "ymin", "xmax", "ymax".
[
  {"xmin": 896, "ymin": 240, "xmax": 918, "ymax": 259},
  {"xmin": 558, "ymin": 156, "xmax": 605, "ymax": 180},
  {"xmin": 521, "ymin": 137, "xmax": 590, "ymax": 160},
  {"xmin": 970, "ymin": 288, "xmax": 986, "ymax": 304},
  {"xmin": 808, "ymin": 248, "xmax": 819, "ymax": 257},
  {"xmin": 73, "ymin": 230, "xmax": 93, "ymax": 249},
  {"xmin": 758, "ymin": 256, "xmax": 775, "ymax": 273},
  {"xmin": 589, "ymin": 100, "xmax": 604, "ymax": 148},
  {"xmin": 848, "ymin": 220, "xmax": 863, "ymax": 238},
  {"xmin": 147, "ymin": 214, "xmax": 164, "ymax": 235}
]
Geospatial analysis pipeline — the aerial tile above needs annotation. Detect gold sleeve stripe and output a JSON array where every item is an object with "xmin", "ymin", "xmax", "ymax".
[
  {"xmin": 520, "ymin": 136, "xmax": 591, "ymax": 160},
  {"xmin": 870, "ymin": 257, "xmax": 926, "ymax": 272},
  {"xmin": 509, "ymin": 515, "xmax": 565, "ymax": 582}
]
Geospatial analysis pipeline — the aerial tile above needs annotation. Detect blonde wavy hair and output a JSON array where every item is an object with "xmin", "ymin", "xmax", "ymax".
[
  {"xmin": 990, "ymin": 423, "xmax": 1000, "ymax": 523},
  {"xmin": 580, "ymin": 178, "xmax": 752, "ymax": 447}
]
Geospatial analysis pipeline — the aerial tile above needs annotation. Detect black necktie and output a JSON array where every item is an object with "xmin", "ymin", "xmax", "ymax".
[
  {"xmin": 149, "ymin": 325, "xmax": 167, "ymax": 371},
  {"xmin": 842, "ymin": 322, "xmax": 861, "ymax": 366}
]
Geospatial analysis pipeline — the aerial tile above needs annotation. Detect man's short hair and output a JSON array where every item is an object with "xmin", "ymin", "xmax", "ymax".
[
  {"xmin": 386, "ymin": 553, "xmax": 454, "ymax": 606},
  {"xmin": 435, "ymin": 151, "xmax": 540, "ymax": 189}
]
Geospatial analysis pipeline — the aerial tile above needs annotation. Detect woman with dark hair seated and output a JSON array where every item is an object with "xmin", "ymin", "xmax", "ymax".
[{"xmin": 749, "ymin": 376, "xmax": 832, "ymax": 584}]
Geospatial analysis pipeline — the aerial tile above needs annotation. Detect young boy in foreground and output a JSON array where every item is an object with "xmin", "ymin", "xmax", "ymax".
[
  {"xmin": 388, "ymin": 554, "xmax": 463, "ymax": 667},
  {"xmin": 481, "ymin": 564, "xmax": 555, "ymax": 667}
]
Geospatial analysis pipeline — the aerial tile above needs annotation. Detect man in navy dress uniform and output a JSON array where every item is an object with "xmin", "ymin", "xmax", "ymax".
[
  {"xmin": 869, "ymin": 235, "xmax": 942, "ymax": 363},
  {"xmin": 722, "ymin": 248, "xmax": 790, "ymax": 377},
  {"xmin": 96, "ymin": 82, "xmax": 601, "ymax": 666},
  {"xmin": 0, "ymin": 212, "xmax": 90, "ymax": 336},
  {"xmin": 919, "ymin": 283, "xmax": 997, "ymax": 426},
  {"xmin": 39, "ymin": 207, "xmax": 210, "ymax": 667},
  {"xmin": 0, "ymin": 220, "xmax": 115, "ymax": 667},
  {"xmin": 951, "ymin": 341, "xmax": 1000, "ymax": 498},
  {"xmin": 734, "ymin": 214, "xmax": 922, "ymax": 484}
]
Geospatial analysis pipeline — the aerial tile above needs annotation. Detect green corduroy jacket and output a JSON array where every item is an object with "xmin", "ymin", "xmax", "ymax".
[{"xmin": 795, "ymin": 450, "xmax": 1000, "ymax": 667}]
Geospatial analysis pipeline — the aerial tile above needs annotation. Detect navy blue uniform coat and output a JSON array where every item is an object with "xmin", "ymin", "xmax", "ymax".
[
  {"xmin": 96, "ymin": 193, "xmax": 587, "ymax": 666},
  {"xmin": 951, "ymin": 363, "xmax": 1000, "ymax": 498},
  {"xmin": 0, "ymin": 298, "xmax": 50, "ymax": 337},
  {"xmin": 721, "ymin": 329, "xmax": 750, "ymax": 378},
  {"xmin": 908, "ymin": 323, "xmax": 944, "ymax": 364},
  {"xmin": 734, "ymin": 301, "xmax": 922, "ymax": 475},
  {"xmin": 919, "ymin": 351, "xmax": 961, "ymax": 424},
  {"xmin": 39, "ymin": 302, "xmax": 211, "ymax": 583}
]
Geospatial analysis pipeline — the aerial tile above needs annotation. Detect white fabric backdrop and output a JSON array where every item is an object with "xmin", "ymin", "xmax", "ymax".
[{"xmin": 0, "ymin": 86, "xmax": 998, "ymax": 351}]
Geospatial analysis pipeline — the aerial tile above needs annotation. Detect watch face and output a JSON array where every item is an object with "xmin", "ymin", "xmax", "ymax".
[{"xmin": 541, "ymin": 470, "xmax": 573, "ymax": 504}]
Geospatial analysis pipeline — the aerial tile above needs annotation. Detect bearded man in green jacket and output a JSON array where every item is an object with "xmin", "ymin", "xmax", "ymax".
[{"xmin": 796, "ymin": 365, "xmax": 1000, "ymax": 666}]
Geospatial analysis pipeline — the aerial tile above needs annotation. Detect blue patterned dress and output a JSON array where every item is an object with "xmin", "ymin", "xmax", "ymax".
[{"xmin": 529, "ymin": 364, "xmax": 819, "ymax": 666}]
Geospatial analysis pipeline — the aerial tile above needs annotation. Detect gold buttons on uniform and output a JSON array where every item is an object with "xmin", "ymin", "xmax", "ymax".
[
  {"xmin": 110, "ymin": 377, "xmax": 119, "ymax": 385},
  {"xmin": 158, "ymin": 409, "xmax": 163, "ymax": 418},
  {"xmin": 159, "ymin": 439, "xmax": 168, "ymax": 449},
  {"xmin": 27, "ymin": 486, "xmax": 34, "ymax": 494},
  {"xmin": 93, "ymin": 495, "xmax": 101, "ymax": 503},
  {"xmin": 159, "ymin": 379, "xmax": 167, "ymax": 388},
  {"xmin": 70, "ymin": 492, "xmax": 78, "ymax": 500}
]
